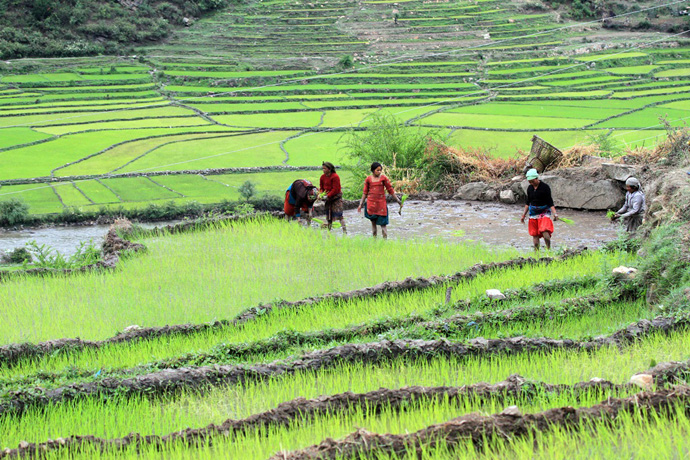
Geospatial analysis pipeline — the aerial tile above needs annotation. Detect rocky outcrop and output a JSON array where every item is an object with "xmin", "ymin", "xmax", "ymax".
[
  {"xmin": 602, "ymin": 163, "xmax": 638, "ymax": 182},
  {"xmin": 453, "ymin": 182, "xmax": 496, "ymax": 201},
  {"xmin": 521, "ymin": 175, "xmax": 625, "ymax": 210}
]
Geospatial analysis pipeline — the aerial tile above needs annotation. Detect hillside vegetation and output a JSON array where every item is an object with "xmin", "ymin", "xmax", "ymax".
[{"xmin": 0, "ymin": 0, "xmax": 233, "ymax": 59}]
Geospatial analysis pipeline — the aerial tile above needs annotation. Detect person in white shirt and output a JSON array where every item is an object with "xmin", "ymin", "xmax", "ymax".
[{"xmin": 613, "ymin": 177, "xmax": 645, "ymax": 234}]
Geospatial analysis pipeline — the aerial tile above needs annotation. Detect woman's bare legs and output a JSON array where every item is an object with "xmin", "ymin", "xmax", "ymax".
[
  {"xmin": 532, "ymin": 236, "xmax": 540, "ymax": 250},
  {"xmin": 381, "ymin": 225, "xmax": 388, "ymax": 239},
  {"xmin": 339, "ymin": 217, "xmax": 347, "ymax": 234},
  {"xmin": 542, "ymin": 231, "xmax": 551, "ymax": 250},
  {"xmin": 371, "ymin": 220, "xmax": 378, "ymax": 237}
]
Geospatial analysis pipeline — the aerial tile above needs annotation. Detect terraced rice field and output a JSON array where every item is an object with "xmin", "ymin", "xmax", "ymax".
[
  {"xmin": 1, "ymin": 218, "xmax": 688, "ymax": 459},
  {"xmin": 0, "ymin": 0, "xmax": 689, "ymax": 218}
]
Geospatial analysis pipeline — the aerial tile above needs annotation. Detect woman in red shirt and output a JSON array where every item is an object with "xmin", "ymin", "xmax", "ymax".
[
  {"xmin": 319, "ymin": 161, "xmax": 346, "ymax": 234},
  {"xmin": 357, "ymin": 162, "xmax": 402, "ymax": 239}
]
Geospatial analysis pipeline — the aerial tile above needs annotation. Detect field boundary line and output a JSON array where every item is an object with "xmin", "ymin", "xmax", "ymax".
[
  {"xmin": 2, "ymin": 165, "xmax": 323, "ymax": 187},
  {"xmin": 72, "ymin": 182, "xmax": 95, "ymax": 205},
  {"xmin": 144, "ymin": 176, "xmax": 185, "ymax": 198},
  {"xmin": 0, "ymin": 313, "xmax": 688, "ymax": 418},
  {"xmin": 274, "ymin": 384, "xmax": 690, "ymax": 459}
]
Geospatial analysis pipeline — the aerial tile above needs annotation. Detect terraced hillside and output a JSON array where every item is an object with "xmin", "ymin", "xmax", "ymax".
[
  {"xmin": 0, "ymin": 0, "xmax": 688, "ymax": 218},
  {"xmin": 4, "ymin": 217, "xmax": 690, "ymax": 459}
]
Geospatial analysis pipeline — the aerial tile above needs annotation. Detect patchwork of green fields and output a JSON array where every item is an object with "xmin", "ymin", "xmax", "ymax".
[{"xmin": 0, "ymin": 0, "xmax": 688, "ymax": 217}]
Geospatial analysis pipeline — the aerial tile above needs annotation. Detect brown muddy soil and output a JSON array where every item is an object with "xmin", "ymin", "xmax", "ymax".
[
  {"xmin": 272, "ymin": 386, "xmax": 690, "ymax": 459},
  {"xmin": 341, "ymin": 200, "xmax": 618, "ymax": 250}
]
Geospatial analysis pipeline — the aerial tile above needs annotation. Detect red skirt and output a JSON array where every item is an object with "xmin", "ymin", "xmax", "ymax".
[
  {"xmin": 528, "ymin": 217, "xmax": 554, "ymax": 237},
  {"xmin": 284, "ymin": 191, "xmax": 309, "ymax": 217}
]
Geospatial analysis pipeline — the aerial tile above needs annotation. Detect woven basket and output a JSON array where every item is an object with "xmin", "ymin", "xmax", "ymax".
[{"xmin": 525, "ymin": 135, "xmax": 563, "ymax": 173}]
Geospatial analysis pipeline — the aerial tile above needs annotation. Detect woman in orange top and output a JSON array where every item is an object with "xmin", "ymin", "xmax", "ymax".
[{"xmin": 357, "ymin": 162, "xmax": 401, "ymax": 239}]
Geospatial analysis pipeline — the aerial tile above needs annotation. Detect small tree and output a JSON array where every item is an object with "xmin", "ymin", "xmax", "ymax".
[
  {"xmin": 338, "ymin": 55, "xmax": 354, "ymax": 69},
  {"xmin": 0, "ymin": 198, "xmax": 29, "ymax": 226},
  {"xmin": 238, "ymin": 180, "xmax": 257, "ymax": 201}
]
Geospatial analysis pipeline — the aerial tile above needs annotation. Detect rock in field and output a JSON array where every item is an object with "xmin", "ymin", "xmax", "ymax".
[{"xmin": 486, "ymin": 289, "xmax": 506, "ymax": 300}]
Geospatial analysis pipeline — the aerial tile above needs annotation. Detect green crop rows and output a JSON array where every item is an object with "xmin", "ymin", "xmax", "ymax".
[
  {"xmin": 0, "ymin": 0, "xmax": 688, "ymax": 220},
  {"xmin": 0, "ymin": 218, "xmax": 687, "ymax": 459}
]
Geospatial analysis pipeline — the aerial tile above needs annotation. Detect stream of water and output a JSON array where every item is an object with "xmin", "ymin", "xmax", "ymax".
[{"xmin": 0, "ymin": 200, "xmax": 620, "ymax": 258}]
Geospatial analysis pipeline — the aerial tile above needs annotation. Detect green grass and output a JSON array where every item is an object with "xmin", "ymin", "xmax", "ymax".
[
  {"xmin": 0, "ymin": 219, "xmax": 523, "ymax": 343},
  {"xmin": 116, "ymin": 130, "xmax": 296, "ymax": 172},
  {"xmin": 99, "ymin": 177, "xmax": 179, "ymax": 202},
  {"xmin": 0, "ymin": 105, "xmax": 198, "ymax": 128},
  {"xmin": 0, "ymin": 127, "xmax": 52, "ymax": 149},
  {"xmin": 283, "ymin": 131, "xmax": 347, "ymax": 166},
  {"xmin": 418, "ymin": 112, "xmax": 597, "ymax": 130},
  {"xmin": 55, "ymin": 129, "xmax": 242, "ymax": 176},
  {"xmin": 654, "ymin": 68, "xmax": 690, "ymax": 78},
  {"xmin": 594, "ymin": 107, "xmax": 689, "ymax": 129},
  {"xmin": 0, "ymin": 183, "xmax": 63, "ymax": 214},
  {"xmin": 53, "ymin": 182, "xmax": 92, "ymax": 207},
  {"xmin": 447, "ymin": 102, "xmax": 622, "ymax": 119},
  {"xmin": 211, "ymin": 112, "xmax": 322, "ymax": 128},
  {"xmin": 0, "ymin": 255, "xmax": 614, "ymax": 378},
  {"xmin": 74, "ymin": 180, "xmax": 122, "ymax": 204}
]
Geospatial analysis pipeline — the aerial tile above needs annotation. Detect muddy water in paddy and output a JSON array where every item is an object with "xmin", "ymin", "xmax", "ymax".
[
  {"xmin": 0, "ymin": 201, "xmax": 619, "ymax": 257},
  {"xmin": 0, "ymin": 221, "xmax": 173, "ymax": 258},
  {"xmin": 339, "ymin": 200, "xmax": 619, "ymax": 250}
]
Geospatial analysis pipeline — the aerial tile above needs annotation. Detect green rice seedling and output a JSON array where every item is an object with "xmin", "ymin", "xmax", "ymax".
[
  {"xmin": 0, "ymin": 252, "xmax": 623, "ymax": 379},
  {"xmin": 0, "ymin": 219, "xmax": 526, "ymax": 344},
  {"xmin": 559, "ymin": 217, "xmax": 574, "ymax": 225},
  {"xmin": 2, "ymin": 328, "xmax": 690, "ymax": 455}
]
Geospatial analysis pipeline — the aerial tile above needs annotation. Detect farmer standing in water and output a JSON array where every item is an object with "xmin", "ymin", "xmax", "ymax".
[
  {"xmin": 357, "ymin": 162, "xmax": 402, "ymax": 239},
  {"xmin": 284, "ymin": 179, "xmax": 319, "ymax": 225},
  {"xmin": 319, "ymin": 161, "xmax": 347, "ymax": 234},
  {"xmin": 520, "ymin": 168, "xmax": 558, "ymax": 250}
]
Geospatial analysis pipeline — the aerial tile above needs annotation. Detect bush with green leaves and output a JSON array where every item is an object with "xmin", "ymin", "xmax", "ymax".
[
  {"xmin": 238, "ymin": 180, "xmax": 257, "ymax": 201},
  {"xmin": 341, "ymin": 113, "xmax": 441, "ymax": 197},
  {"xmin": 23, "ymin": 240, "xmax": 102, "ymax": 270},
  {"xmin": 0, "ymin": 247, "xmax": 32, "ymax": 265},
  {"xmin": 0, "ymin": 198, "xmax": 29, "ymax": 227}
]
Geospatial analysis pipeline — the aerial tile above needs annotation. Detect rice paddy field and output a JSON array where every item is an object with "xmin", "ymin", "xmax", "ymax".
[
  {"xmin": 1, "ymin": 3, "xmax": 690, "ymax": 456},
  {"xmin": 0, "ymin": 0, "xmax": 689, "ymax": 215},
  {"xmin": 0, "ymin": 217, "xmax": 688, "ymax": 459}
]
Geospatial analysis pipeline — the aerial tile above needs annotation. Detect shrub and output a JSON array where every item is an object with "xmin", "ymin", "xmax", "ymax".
[
  {"xmin": 419, "ymin": 142, "xmax": 523, "ymax": 193},
  {"xmin": 0, "ymin": 198, "xmax": 29, "ymax": 226},
  {"xmin": 338, "ymin": 55, "xmax": 354, "ymax": 69},
  {"xmin": 238, "ymin": 180, "xmax": 257, "ymax": 201},
  {"xmin": 1, "ymin": 247, "xmax": 32, "ymax": 264},
  {"xmin": 23, "ymin": 239, "xmax": 101, "ymax": 269},
  {"xmin": 341, "ymin": 113, "xmax": 442, "ymax": 195}
]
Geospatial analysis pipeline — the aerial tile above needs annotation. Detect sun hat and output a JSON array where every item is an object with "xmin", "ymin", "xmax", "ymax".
[
  {"xmin": 525, "ymin": 168, "xmax": 539, "ymax": 180},
  {"xmin": 625, "ymin": 177, "xmax": 641, "ymax": 188}
]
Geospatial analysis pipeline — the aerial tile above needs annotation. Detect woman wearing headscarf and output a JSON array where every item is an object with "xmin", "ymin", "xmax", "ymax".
[
  {"xmin": 520, "ymin": 168, "xmax": 558, "ymax": 250},
  {"xmin": 357, "ymin": 162, "xmax": 401, "ymax": 239},
  {"xmin": 319, "ymin": 161, "xmax": 346, "ymax": 234},
  {"xmin": 613, "ymin": 177, "xmax": 645, "ymax": 234},
  {"xmin": 284, "ymin": 179, "xmax": 319, "ymax": 225}
]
